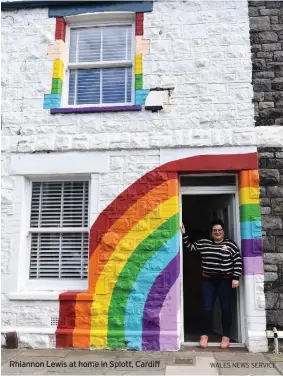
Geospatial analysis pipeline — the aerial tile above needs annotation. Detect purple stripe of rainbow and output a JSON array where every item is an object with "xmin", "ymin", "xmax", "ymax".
[{"xmin": 142, "ymin": 253, "xmax": 180, "ymax": 350}]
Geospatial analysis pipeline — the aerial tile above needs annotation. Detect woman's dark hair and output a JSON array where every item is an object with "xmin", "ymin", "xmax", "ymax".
[{"xmin": 210, "ymin": 219, "xmax": 224, "ymax": 232}]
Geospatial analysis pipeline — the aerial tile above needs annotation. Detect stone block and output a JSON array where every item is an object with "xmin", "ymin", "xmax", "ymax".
[
  {"xmin": 266, "ymin": 310, "xmax": 283, "ymax": 328},
  {"xmin": 254, "ymin": 71, "xmax": 274, "ymax": 78},
  {"xmin": 262, "ymin": 215, "xmax": 282, "ymax": 230},
  {"xmin": 260, "ymin": 8, "xmax": 280, "ymax": 16},
  {"xmin": 264, "ymin": 264, "xmax": 277, "ymax": 272},
  {"xmin": 43, "ymin": 94, "xmax": 61, "ymax": 109},
  {"xmin": 47, "ymin": 39, "xmax": 65, "ymax": 61},
  {"xmin": 249, "ymin": 7, "xmax": 259, "ymax": 17},
  {"xmin": 270, "ymin": 229, "xmax": 283, "ymax": 236},
  {"xmin": 135, "ymin": 36, "xmax": 150, "ymax": 55},
  {"xmin": 265, "ymin": 271, "xmax": 278, "ymax": 282},
  {"xmin": 55, "ymin": 17, "xmax": 66, "ymax": 41},
  {"xmin": 274, "ymin": 51, "xmax": 283, "ymax": 62},
  {"xmin": 250, "ymin": 16, "xmax": 271, "ymax": 31},
  {"xmin": 135, "ymin": 54, "xmax": 142, "ymax": 75},
  {"xmin": 51, "ymin": 78, "xmax": 63, "ymax": 95},
  {"xmin": 266, "ymin": 1, "xmax": 282, "ymax": 8},
  {"xmin": 260, "ymin": 108, "xmax": 283, "ymax": 119},
  {"xmin": 272, "ymin": 78, "xmax": 283, "ymax": 91},
  {"xmin": 264, "ymin": 253, "xmax": 283, "ymax": 265},
  {"xmin": 135, "ymin": 12, "xmax": 144, "ymax": 36},
  {"xmin": 260, "ymin": 169, "xmax": 280, "ymax": 185},
  {"xmin": 267, "ymin": 186, "xmax": 283, "ymax": 198},
  {"xmin": 262, "ymin": 42, "xmax": 281, "ymax": 51},
  {"xmin": 135, "ymin": 74, "xmax": 143, "ymax": 90},
  {"xmin": 261, "ymin": 206, "xmax": 271, "ymax": 215},
  {"xmin": 263, "ymin": 235, "xmax": 276, "ymax": 251},
  {"xmin": 265, "ymin": 92, "xmax": 283, "ymax": 101},
  {"xmin": 261, "ymin": 198, "xmax": 271, "ymax": 206},
  {"xmin": 265, "ymin": 292, "xmax": 279, "ymax": 309},
  {"xmin": 259, "ymin": 102, "xmax": 274, "ymax": 109},
  {"xmin": 52, "ymin": 59, "xmax": 64, "ymax": 80},
  {"xmin": 271, "ymin": 198, "xmax": 283, "ymax": 214},
  {"xmin": 254, "ymin": 92, "xmax": 265, "ymax": 101},
  {"xmin": 254, "ymin": 79, "xmax": 271, "ymax": 91},
  {"xmin": 270, "ymin": 16, "xmax": 279, "ymax": 24},
  {"xmin": 252, "ymin": 31, "xmax": 278, "ymax": 43},
  {"xmin": 260, "ymin": 186, "xmax": 266, "ymax": 197},
  {"xmin": 253, "ymin": 59, "xmax": 266, "ymax": 71},
  {"xmin": 252, "ymin": 44, "xmax": 262, "ymax": 54}
]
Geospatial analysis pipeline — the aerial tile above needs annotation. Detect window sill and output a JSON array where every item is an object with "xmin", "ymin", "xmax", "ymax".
[
  {"xmin": 50, "ymin": 105, "xmax": 142, "ymax": 114},
  {"xmin": 8, "ymin": 291, "xmax": 79, "ymax": 301}
]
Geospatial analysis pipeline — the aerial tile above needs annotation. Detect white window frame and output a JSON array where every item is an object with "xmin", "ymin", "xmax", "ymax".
[
  {"xmin": 24, "ymin": 176, "xmax": 91, "ymax": 291},
  {"xmin": 62, "ymin": 13, "xmax": 136, "ymax": 108}
]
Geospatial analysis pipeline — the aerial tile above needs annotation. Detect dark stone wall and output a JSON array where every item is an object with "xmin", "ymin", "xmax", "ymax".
[
  {"xmin": 249, "ymin": 1, "xmax": 283, "ymax": 127},
  {"xmin": 259, "ymin": 148, "xmax": 283, "ymax": 333}
]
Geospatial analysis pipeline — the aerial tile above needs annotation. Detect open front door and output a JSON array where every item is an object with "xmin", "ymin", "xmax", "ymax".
[
  {"xmin": 211, "ymin": 194, "xmax": 239, "ymax": 342},
  {"xmin": 212, "ymin": 195, "xmax": 235, "ymax": 239}
]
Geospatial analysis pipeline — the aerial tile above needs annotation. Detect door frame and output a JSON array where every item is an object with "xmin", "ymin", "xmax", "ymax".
[{"xmin": 179, "ymin": 173, "xmax": 246, "ymax": 347}]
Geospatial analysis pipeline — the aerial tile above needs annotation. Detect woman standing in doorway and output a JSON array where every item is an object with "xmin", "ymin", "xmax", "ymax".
[{"xmin": 181, "ymin": 219, "xmax": 242, "ymax": 349}]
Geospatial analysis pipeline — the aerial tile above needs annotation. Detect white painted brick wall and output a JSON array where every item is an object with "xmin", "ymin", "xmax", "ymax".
[
  {"xmin": 1, "ymin": 2, "xmax": 282, "ymax": 154},
  {"xmin": 1, "ymin": 150, "xmax": 160, "ymax": 348}
]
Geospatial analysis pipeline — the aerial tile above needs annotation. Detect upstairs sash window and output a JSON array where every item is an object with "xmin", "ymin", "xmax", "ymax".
[{"xmin": 67, "ymin": 24, "xmax": 133, "ymax": 106}]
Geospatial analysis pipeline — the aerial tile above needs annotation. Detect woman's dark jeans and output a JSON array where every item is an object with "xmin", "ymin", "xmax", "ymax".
[{"xmin": 201, "ymin": 276, "xmax": 233, "ymax": 337}]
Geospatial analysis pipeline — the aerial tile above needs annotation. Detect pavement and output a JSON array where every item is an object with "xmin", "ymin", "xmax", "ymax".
[{"xmin": 1, "ymin": 347, "xmax": 283, "ymax": 375}]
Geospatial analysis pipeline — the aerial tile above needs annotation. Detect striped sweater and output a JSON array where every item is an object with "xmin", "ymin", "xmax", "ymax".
[{"xmin": 182, "ymin": 234, "xmax": 242, "ymax": 280}]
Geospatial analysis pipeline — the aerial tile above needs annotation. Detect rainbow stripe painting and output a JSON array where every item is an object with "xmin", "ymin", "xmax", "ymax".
[
  {"xmin": 239, "ymin": 170, "xmax": 263, "ymax": 275},
  {"xmin": 56, "ymin": 151, "xmax": 260, "ymax": 350}
]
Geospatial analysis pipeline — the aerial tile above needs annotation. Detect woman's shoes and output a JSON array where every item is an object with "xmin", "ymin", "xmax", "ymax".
[
  {"xmin": 199, "ymin": 335, "xmax": 208, "ymax": 349},
  {"xmin": 220, "ymin": 336, "xmax": 230, "ymax": 349},
  {"xmin": 199, "ymin": 335, "xmax": 230, "ymax": 349}
]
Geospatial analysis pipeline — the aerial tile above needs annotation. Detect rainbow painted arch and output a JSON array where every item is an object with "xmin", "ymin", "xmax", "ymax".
[{"xmin": 56, "ymin": 152, "xmax": 260, "ymax": 350}]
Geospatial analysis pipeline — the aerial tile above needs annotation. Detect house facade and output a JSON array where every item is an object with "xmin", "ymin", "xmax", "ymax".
[{"xmin": 1, "ymin": 0, "xmax": 282, "ymax": 352}]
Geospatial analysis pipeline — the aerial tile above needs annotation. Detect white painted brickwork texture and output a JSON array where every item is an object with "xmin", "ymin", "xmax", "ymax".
[
  {"xmin": 0, "ymin": 0, "xmax": 277, "ymax": 351},
  {"xmin": 1, "ymin": 1, "xmax": 283, "ymax": 153}
]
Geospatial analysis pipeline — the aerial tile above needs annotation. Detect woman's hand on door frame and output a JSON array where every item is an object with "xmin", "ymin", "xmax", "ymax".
[{"xmin": 232, "ymin": 280, "xmax": 239, "ymax": 288}]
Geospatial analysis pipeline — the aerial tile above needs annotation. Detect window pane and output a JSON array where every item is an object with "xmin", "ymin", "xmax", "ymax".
[
  {"xmin": 180, "ymin": 176, "xmax": 236, "ymax": 186},
  {"xmin": 69, "ymin": 27, "xmax": 101, "ymax": 63},
  {"xmin": 69, "ymin": 67, "xmax": 132, "ymax": 105},
  {"xmin": 102, "ymin": 67, "xmax": 132, "ymax": 104},
  {"xmin": 30, "ymin": 181, "xmax": 89, "ymax": 228},
  {"xmin": 103, "ymin": 26, "xmax": 132, "ymax": 61},
  {"xmin": 29, "ymin": 232, "xmax": 88, "ymax": 279},
  {"xmin": 69, "ymin": 25, "xmax": 132, "ymax": 64},
  {"xmin": 69, "ymin": 70, "xmax": 100, "ymax": 105}
]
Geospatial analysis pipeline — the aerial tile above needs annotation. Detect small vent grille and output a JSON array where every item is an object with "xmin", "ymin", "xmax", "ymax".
[
  {"xmin": 51, "ymin": 316, "xmax": 66, "ymax": 327},
  {"xmin": 49, "ymin": 335, "xmax": 56, "ymax": 348},
  {"xmin": 51, "ymin": 317, "xmax": 59, "ymax": 326}
]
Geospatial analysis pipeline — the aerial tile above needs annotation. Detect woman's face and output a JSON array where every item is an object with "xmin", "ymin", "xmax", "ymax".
[{"xmin": 212, "ymin": 225, "xmax": 224, "ymax": 242}]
